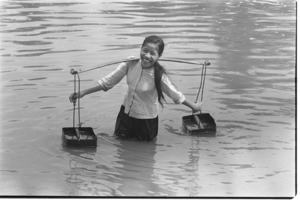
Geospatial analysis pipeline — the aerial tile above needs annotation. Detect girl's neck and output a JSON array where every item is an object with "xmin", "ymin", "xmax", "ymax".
[{"xmin": 141, "ymin": 62, "xmax": 154, "ymax": 69}]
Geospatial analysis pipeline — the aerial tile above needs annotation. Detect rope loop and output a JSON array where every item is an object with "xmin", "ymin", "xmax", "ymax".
[
  {"xmin": 72, "ymin": 73, "xmax": 81, "ymax": 128},
  {"xmin": 194, "ymin": 60, "xmax": 209, "ymax": 113}
]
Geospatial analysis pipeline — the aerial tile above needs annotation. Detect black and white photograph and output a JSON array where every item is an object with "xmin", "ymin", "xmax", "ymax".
[{"xmin": 0, "ymin": 0, "xmax": 296, "ymax": 198}]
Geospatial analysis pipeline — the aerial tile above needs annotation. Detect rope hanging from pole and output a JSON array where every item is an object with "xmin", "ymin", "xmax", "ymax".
[
  {"xmin": 73, "ymin": 73, "xmax": 76, "ymax": 128},
  {"xmin": 71, "ymin": 70, "xmax": 82, "ymax": 128}
]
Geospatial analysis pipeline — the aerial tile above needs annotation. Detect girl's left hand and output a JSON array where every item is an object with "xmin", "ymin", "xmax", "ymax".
[
  {"xmin": 182, "ymin": 99, "xmax": 203, "ymax": 113},
  {"xmin": 192, "ymin": 101, "xmax": 203, "ymax": 113}
]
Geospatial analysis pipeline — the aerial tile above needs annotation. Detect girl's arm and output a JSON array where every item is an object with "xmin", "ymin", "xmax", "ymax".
[
  {"xmin": 182, "ymin": 99, "xmax": 203, "ymax": 113},
  {"xmin": 160, "ymin": 75, "xmax": 203, "ymax": 113},
  {"xmin": 69, "ymin": 59, "xmax": 131, "ymax": 103},
  {"xmin": 69, "ymin": 84, "xmax": 103, "ymax": 103}
]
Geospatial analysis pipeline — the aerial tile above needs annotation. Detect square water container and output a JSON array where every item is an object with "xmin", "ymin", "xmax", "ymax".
[
  {"xmin": 182, "ymin": 113, "xmax": 216, "ymax": 136},
  {"xmin": 62, "ymin": 127, "xmax": 97, "ymax": 147}
]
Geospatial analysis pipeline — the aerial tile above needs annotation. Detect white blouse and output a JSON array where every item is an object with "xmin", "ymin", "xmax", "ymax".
[{"xmin": 98, "ymin": 59, "xmax": 185, "ymax": 119}]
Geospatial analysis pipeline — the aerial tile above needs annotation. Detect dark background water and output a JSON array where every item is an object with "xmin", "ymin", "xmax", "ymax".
[{"xmin": 0, "ymin": 0, "xmax": 296, "ymax": 196}]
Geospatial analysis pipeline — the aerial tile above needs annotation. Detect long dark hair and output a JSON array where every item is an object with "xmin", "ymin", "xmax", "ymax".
[{"xmin": 142, "ymin": 35, "xmax": 166, "ymax": 106}]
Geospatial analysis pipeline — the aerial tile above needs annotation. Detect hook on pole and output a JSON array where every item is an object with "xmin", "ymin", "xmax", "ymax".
[{"xmin": 70, "ymin": 68, "xmax": 78, "ymax": 75}]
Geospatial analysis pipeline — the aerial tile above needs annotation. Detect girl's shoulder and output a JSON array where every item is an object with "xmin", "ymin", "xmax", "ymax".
[
  {"xmin": 125, "ymin": 57, "xmax": 140, "ymax": 71},
  {"xmin": 125, "ymin": 56, "xmax": 140, "ymax": 66},
  {"xmin": 161, "ymin": 72, "xmax": 170, "ymax": 81},
  {"xmin": 116, "ymin": 57, "xmax": 139, "ymax": 72}
]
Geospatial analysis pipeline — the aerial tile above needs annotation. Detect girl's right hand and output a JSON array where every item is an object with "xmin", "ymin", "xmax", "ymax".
[{"xmin": 69, "ymin": 92, "xmax": 83, "ymax": 103}]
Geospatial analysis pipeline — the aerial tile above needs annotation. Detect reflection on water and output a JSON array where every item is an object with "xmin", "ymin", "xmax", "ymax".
[
  {"xmin": 0, "ymin": 0, "xmax": 296, "ymax": 197},
  {"xmin": 60, "ymin": 136, "xmax": 169, "ymax": 196}
]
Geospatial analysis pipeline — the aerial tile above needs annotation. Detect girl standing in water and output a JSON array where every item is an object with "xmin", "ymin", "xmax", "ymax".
[{"xmin": 69, "ymin": 35, "xmax": 202, "ymax": 141}]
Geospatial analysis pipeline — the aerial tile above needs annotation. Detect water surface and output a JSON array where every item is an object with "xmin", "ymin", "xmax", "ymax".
[{"xmin": 0, "ymin": 0, "xmax": 296, "ymax": 197}]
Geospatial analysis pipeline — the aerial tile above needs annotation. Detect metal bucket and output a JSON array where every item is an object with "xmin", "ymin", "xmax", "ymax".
[
  {"xmin": 62, "ymin": 127, "xmax": 97, "ymax": 147},
  {"xmin": 182, "ymin": 113, "xmax": 216, "ymax": 136}
]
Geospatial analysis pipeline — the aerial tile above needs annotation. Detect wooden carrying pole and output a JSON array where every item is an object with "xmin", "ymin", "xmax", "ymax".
[{"xmin": 70, "ymin": 58, "xmax": 209, "ymax": 74}]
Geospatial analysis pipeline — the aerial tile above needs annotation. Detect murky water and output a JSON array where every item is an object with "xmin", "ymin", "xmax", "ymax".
[{"xmin": 0, "ymin": 0, "xmax": 296, "ymax": 197}]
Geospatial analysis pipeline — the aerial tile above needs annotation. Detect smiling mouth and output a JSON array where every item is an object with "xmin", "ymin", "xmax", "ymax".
[{"xmin": 142, "ymin": 58, "xmax": 152, "ymax": 63}]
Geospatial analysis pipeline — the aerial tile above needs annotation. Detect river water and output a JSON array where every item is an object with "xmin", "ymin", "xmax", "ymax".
[{"xmin": 0, "ymin": 0, "xmax": 296, "ymax": 197}]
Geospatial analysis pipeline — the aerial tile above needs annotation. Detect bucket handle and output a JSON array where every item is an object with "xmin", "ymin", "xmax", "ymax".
[
  {"xmin": 70, "ymin": 69, "xmax": 82, "ymax": 128},
  {"xmin": 194, "ymin": 60, "xmax": 210, "ymax": 114}
]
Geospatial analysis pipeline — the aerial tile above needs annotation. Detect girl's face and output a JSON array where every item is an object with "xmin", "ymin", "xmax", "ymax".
[{"xmin": 140, "ymin": 43, "xmax": 160, "ymax": 69}]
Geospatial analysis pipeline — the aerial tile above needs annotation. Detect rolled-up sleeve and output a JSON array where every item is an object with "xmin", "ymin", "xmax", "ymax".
[
  {"xmin": 161, "ymin": 75, "xmax": 185, "ymax": 104},
  {"xmin": 98, "ymin": 62, "xmax": 128, "ymax": 91}
]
